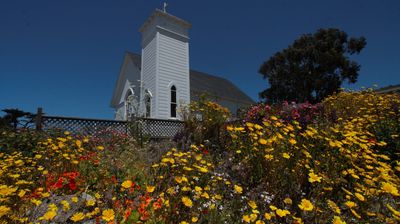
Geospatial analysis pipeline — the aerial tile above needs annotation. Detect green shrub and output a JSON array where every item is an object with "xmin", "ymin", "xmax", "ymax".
[{"xmin": 177, "ymin": 95, "xmax": 231, "ymax": 150}]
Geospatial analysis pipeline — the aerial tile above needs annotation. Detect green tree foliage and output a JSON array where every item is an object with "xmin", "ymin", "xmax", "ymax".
[{"xmin": 259, "ymin": 28, "xmax": 366, "ymax": 103}]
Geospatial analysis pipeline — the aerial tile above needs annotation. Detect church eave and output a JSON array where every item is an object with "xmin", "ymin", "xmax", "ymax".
[{"xmin": 110, "ymin": 52, "xmax": 131, "ymax": 108}]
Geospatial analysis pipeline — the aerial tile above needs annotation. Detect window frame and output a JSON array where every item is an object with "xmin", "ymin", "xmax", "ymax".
[{"xmin": 170, "ymin": 85, "xmax": 177, "ymax": 118}]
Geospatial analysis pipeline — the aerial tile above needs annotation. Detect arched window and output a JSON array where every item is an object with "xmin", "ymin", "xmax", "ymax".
[
  {"xmin": 170, "ymin": 85, "xmax": 177, "ymax": 118},
  {"xmin": 125, "ymin": 90, "xmax": 133, "ymax": 120},
  {"xmin": 144, "ymin": 92, "xmax": 151, "ymax": 118}
]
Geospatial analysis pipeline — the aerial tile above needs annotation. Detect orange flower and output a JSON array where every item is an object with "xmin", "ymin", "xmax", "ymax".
[
  {"xmin": 140, "ymin": 194, "xmax": 152, "ymax": 207},
  {"xmin": 140, "ymin": 210, "xmax": 149, "ymax": 221},
  {"xmin": 153, "ymin": 200, "xmax": 162, "ymax": 210},
  {"xmin": 124, "ymin": 208, "xmax": 132, "ymax": 220}
]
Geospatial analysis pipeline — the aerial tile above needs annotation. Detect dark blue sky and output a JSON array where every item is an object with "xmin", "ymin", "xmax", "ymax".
[{"xmin": 1, "ymin": 0, "xmax": 399, "ymax": 119}]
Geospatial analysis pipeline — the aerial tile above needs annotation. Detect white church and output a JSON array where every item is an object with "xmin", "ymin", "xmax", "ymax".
[{"xmin": 110, "ymin": 8, "xmax": 254, "ymax": 120}]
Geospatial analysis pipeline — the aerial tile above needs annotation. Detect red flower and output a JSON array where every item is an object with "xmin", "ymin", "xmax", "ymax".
[
  {"xmin": 95, "ymin": 216, "xmax": 101, "ymax": 224},
  {"xmin": 68, "ymin": 179, "xmax": 77, "ymax": 190},
  {"xmin": 63, "ymin": 171, "xmax": 79, "ymax": 179},
  {"xmin": 368, "ymin": 138, "xmax": 377, "ymax": 143},
  {"xmin": 114, "ymin": 200, "xmax": 121, "ymax": 209},
  {"xmin": 128, "ymin": 185, "xmax": 136, "ymax": 194},
  {"xmin": 111, "ymin": 176, "xmax": 117, "ymax": 184},
  {"xmin": 53, "ymin": 177, "xmax": 65, "ymax": 189},
  {"xmin": 79, "ymin": 155, "xmax": 89, "ymax": 161}
]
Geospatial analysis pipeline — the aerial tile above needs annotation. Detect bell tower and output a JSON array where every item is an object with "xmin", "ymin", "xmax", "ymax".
[{"xmin": 139, "ymin": 8, "xmax": 191, "ymax": 119}]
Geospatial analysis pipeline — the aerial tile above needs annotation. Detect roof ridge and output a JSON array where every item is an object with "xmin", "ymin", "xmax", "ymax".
[
  {"xmin": 189, "ymin": 69, "xmax": 231, "ymax": 82},
  {"xmin": 125, "ymin": 51, "xmax": 140, "ymax": 56}
]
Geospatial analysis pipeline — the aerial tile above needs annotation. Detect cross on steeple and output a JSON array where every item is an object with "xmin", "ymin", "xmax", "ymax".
[{"xmin": 163, "ymin": 2, "xmax": 168, "ymax": 13}]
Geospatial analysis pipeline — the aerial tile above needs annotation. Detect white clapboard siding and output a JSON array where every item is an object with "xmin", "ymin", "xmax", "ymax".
[
  {"xmin": 156, "ymin": 33, "xmax": 190, "ymax": 119},
  {"xmin": 141, "ymin": 37, "xmax": 157, "ymax": 117},
  {"xmin": 139, "ymin": 10, "xmax": 191, "ymax": 120}
]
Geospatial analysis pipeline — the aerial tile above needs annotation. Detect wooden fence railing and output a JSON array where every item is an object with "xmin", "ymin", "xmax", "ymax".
[{"xmin": 35, "ymin": 108, "xmax": 184, "ymax": 138}]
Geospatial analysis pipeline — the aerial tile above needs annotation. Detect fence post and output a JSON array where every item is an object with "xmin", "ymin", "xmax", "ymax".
[
  {"xmin": 140, "ymin": 119, "xmax": 143, "ymax": 148},
  {"xmin": 36, "ymin": 107, "xmax": 43, "ymax": 131}
]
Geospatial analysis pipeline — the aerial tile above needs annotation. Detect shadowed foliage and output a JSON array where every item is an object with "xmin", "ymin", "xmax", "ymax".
[{"xmin": 0, "ymin": 108, "xmax": 34, "ymax": 130}]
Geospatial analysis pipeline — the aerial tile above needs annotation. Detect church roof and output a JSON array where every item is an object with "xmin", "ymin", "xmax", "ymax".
[
  {"xmin": 111, "ymin": 52, "xmax": 254, "ymax": 107},
  {"xmin": 375, "ymin": 84, "xmax": 400, "ymax": 94},
  {"xmin": 190, "ymin": 70, "xmax": 254, "ymax": 104},
  {"xmin": 139, "ymin": 9, "xmax": 191, "ymax": 33},
  {"xmin": 127, "ymin": 52, "xmax": 142, "ymax": 69}
]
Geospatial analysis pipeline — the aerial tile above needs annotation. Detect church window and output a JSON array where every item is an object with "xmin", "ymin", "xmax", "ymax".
[
  {"xmin": 171, "ymin": 85, "xmax": 177, "ymax": 118},
  {"xmin": 125, "ymin": 90, "xmax": 133, "ymax": 120},
  {"xmin": 145, "ymin": 94, "xmax": 151, "ymax": 118},
  {"xmin": 143, "ymin": 89, "xmax": 152, "ymax": 118}
]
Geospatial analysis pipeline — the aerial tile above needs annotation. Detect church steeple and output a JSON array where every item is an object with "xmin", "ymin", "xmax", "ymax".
[
  {"xmin": 139, "ymin": 9, "xmax": 191, "ymax": 119},
  {"xmin": 139, "ymin": 8, "xmax": 191, "ymax": 47}
]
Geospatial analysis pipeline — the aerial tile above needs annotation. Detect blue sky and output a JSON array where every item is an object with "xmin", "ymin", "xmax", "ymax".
[{"xmin": 1, "ymin": 0, "xmax": 399, "ymax": 119}]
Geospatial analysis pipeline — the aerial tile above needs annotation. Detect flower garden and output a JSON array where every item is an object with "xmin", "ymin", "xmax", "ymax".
[{"xmin": 0, "ymin": 90, "xmax": 399, "ymax": 223}]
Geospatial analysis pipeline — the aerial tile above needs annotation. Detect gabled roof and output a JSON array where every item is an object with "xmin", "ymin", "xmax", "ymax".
[
  {"xmin": 110, "ymin": 52, "xmax": 255, "ymax": 107},
  {"xmin": 375, "ymin": 84, "xmax": 400, "ymax": 94},
  {"xmin": 110, "ymin": 52, "xmax": 141, "ymax": 108},
  {"xmin": 190, "ymin": 70, "xmax": 254, "ymax": 104},
  {"xmin": 127, "ymin": 52, "xmax": 141, "ymax": 69}
]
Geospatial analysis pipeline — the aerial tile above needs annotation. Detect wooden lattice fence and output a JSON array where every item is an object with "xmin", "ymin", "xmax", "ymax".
[
  {"xmin": 41, "ymin": 116, "xmax": 129, "ymax": 135},
  {"xmin": 36, "ymin": 108, "xmax": 184, "ymax": 138},
  {"xmin": 139, "ymin": 118, "xmax": 184, "ymax": 138}
]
